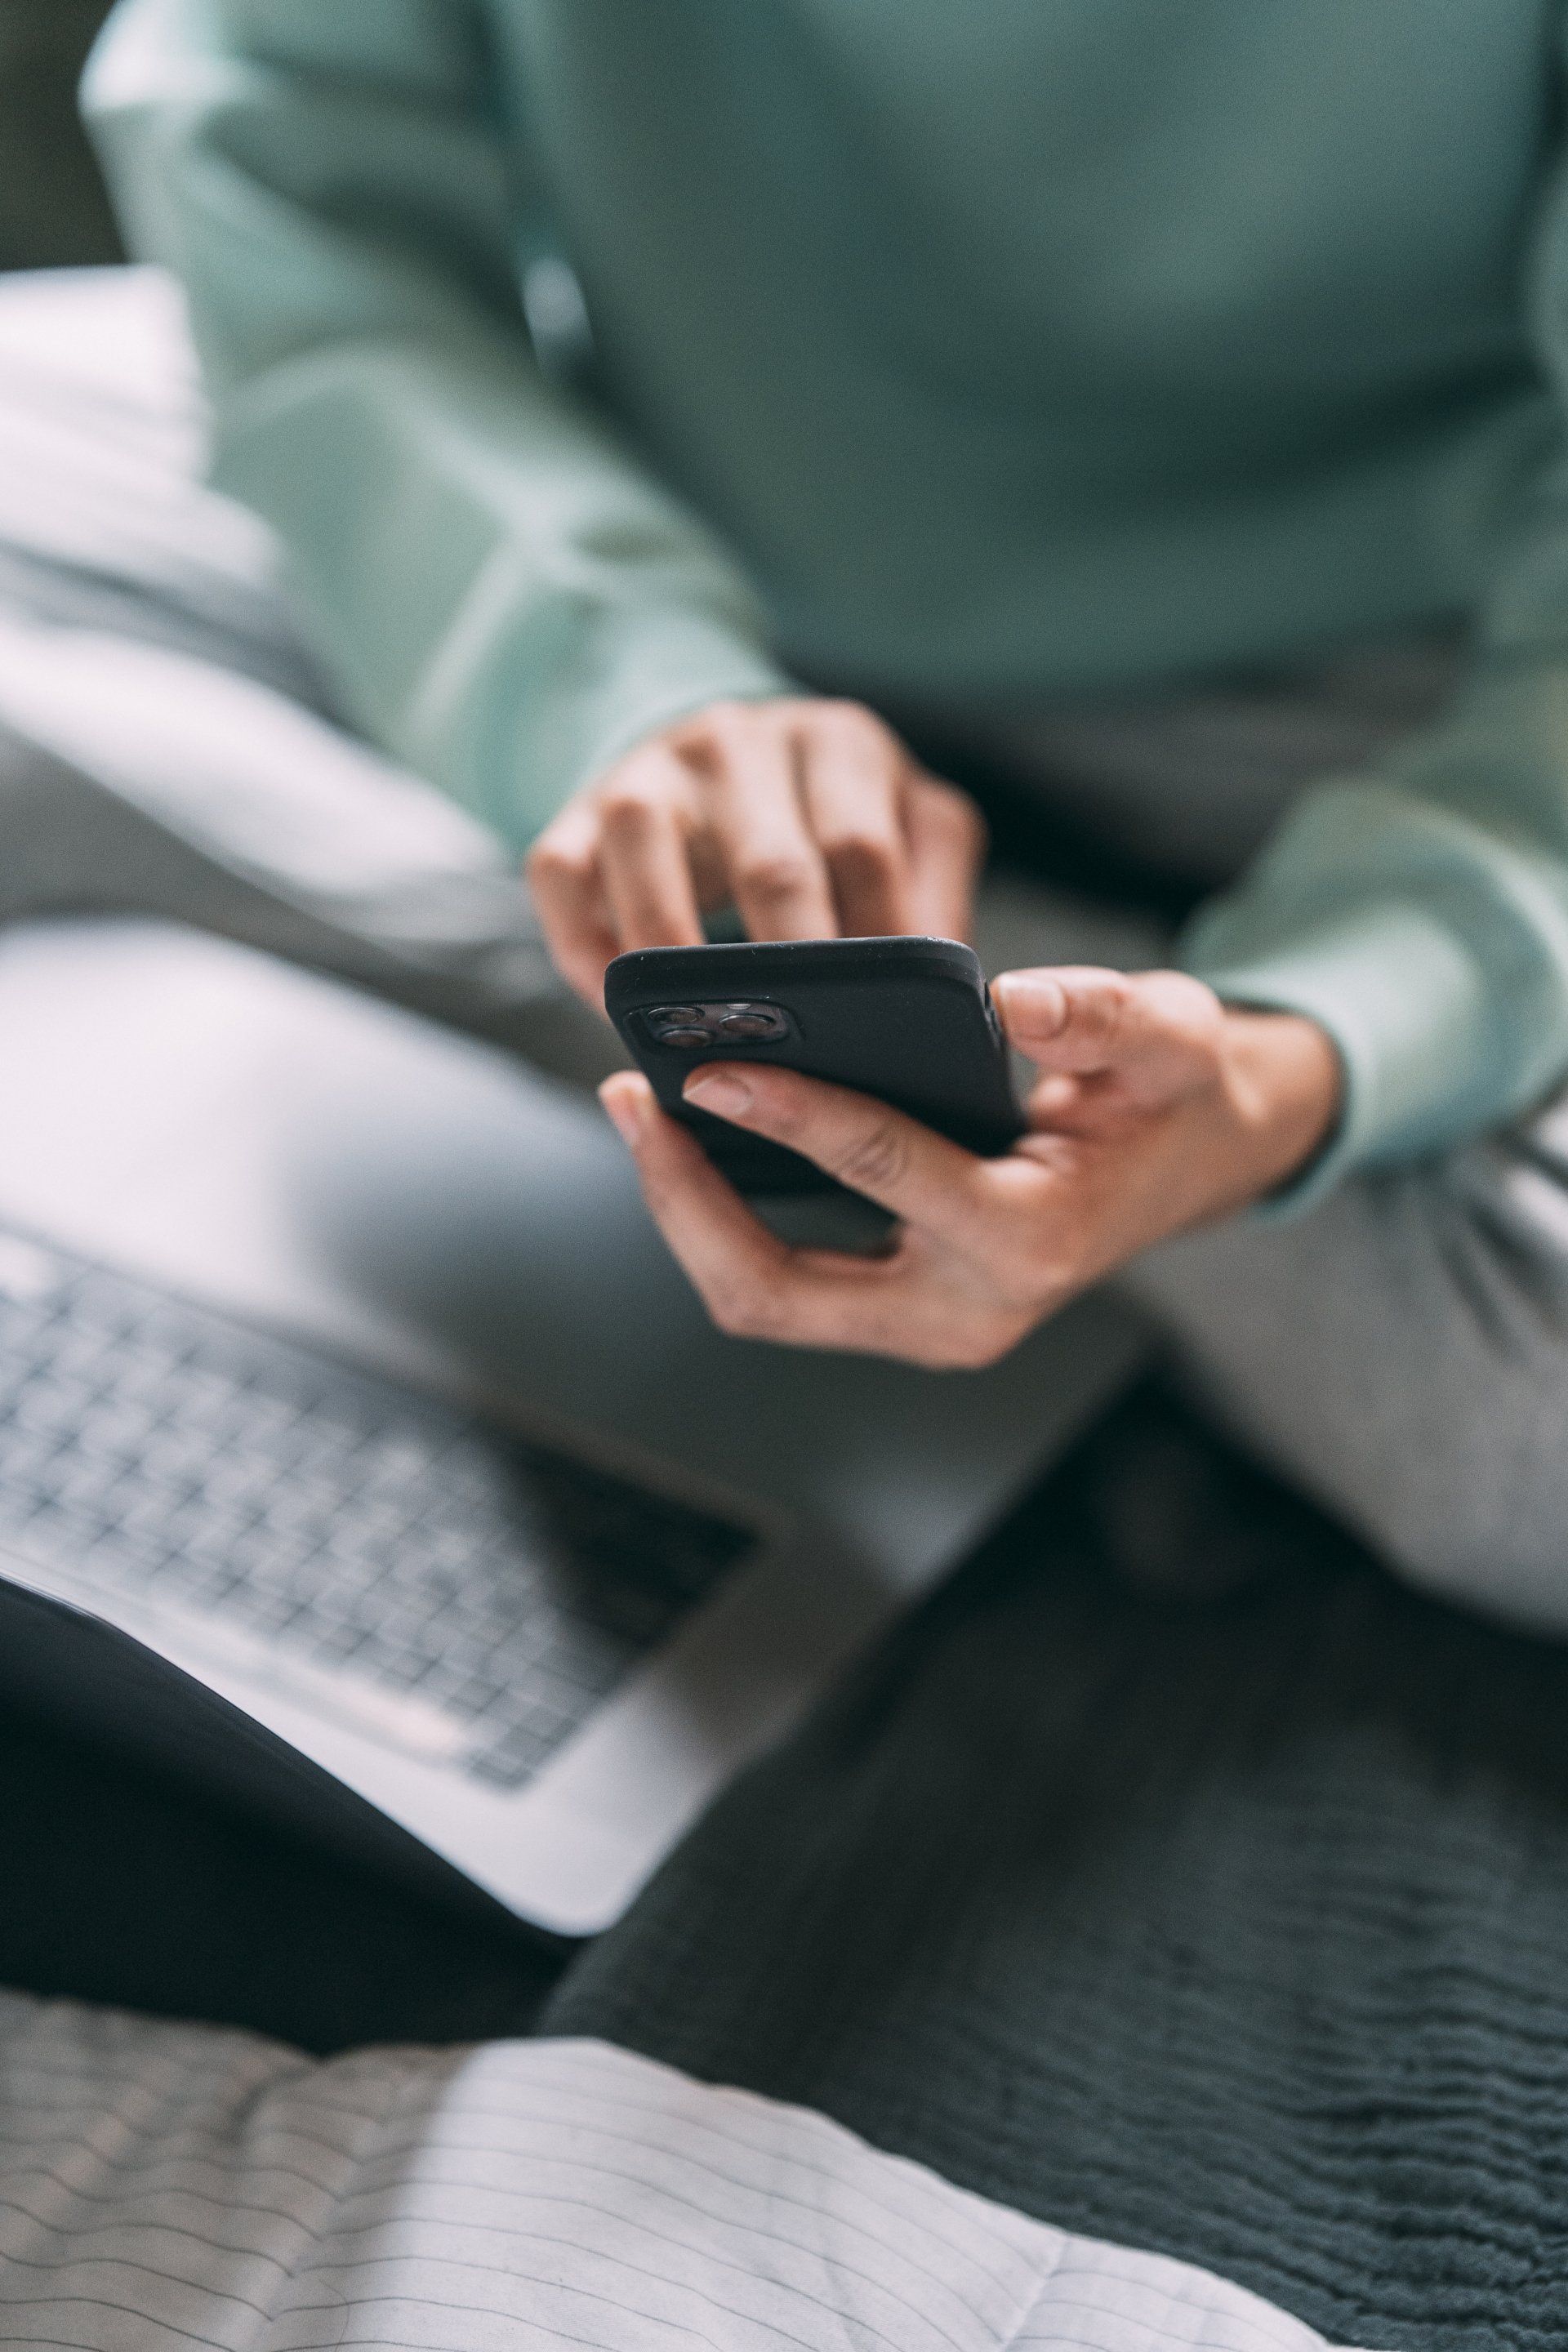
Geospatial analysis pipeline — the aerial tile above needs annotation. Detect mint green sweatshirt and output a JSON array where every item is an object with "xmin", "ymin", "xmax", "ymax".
[{"xmin": 84, "ymin": 1, "xmax": 1568, "ymax": 1199}]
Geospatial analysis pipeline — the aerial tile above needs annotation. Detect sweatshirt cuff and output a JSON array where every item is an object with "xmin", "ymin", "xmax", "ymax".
[
  {"xmin": 564, "ymin": 608, "xmax": 796, "ymax": 804},
  {"xmin": 429, "ymin": 599, "xmax": 795, "ymax": 853},
  {"xmin": 1182, "ymin": 899, "xmax": 1494, "ymax": 1215}
]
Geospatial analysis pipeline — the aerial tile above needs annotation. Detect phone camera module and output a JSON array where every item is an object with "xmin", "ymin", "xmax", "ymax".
[
  {"xmin": 716, "ymin": 1003, "xmax": 789, "ymax": 1041},
  {"xmin": 644, "ymin": 1000, "xmax": 791, "ymax": 1047},
  {"xmin": 646, "ymin": 1004, "xmax": 713, "ymax": 1047}
]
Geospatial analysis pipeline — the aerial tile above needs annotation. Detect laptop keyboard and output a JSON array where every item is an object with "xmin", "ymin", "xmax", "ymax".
[{"xmin": 0, "ymin": 1232, "xmax": 760, "ymax": 1788}]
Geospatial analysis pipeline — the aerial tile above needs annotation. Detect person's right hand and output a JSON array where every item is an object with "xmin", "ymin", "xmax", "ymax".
[{"xmin": 526, "ymin": 695, "xmax": 987, "ymax": 1009}]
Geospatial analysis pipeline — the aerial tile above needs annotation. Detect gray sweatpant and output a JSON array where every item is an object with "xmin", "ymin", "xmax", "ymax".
[{"xmin": 4, "ymin": 269, "xmax": 1566, "ymax": 1633}]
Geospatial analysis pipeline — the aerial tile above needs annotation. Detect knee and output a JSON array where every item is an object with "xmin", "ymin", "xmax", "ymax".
[
  {"xmin": 1128, "ymin": 1138, "xmax": 1568, "ymax": 1639},
  {"xmin": 1332, "ymin": 1437, "xmax": 1568, "ymax": 1643}
]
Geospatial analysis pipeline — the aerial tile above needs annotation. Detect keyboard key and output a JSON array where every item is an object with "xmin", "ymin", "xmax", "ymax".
[{"xmin": 0, "ymin": 1231, "xmax": 759, "ymax": 1787}]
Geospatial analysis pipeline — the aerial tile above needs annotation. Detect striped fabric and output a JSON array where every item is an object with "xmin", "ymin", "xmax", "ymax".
[{"xmin": 0, "ymin": 1992, "xmax": 1354, "ymax": 2351}]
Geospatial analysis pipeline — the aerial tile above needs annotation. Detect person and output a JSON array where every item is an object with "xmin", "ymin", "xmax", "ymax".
[{"xmin": 78, "ymin": 2, "xmax": 1568, "ymax": 1628}]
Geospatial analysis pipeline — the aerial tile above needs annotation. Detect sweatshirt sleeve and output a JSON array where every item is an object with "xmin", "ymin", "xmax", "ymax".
[
  {"xmin": 1180, "ymin": 51, "xmax": 1568, "ymax": 1205},
  {"xmin": 82, "ymin": 0, "xmax": 791, "ymax": 851}
]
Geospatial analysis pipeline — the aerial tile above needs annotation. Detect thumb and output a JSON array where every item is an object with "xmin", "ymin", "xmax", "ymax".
[{"xmin": 994, "ymin": 967, "xmax": 1223, "ymax": 1098}]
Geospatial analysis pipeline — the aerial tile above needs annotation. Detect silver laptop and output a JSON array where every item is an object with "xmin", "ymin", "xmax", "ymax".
[{"xmin": 0, "ymin": 917, "xmax": 1143, "ymax": 1936}]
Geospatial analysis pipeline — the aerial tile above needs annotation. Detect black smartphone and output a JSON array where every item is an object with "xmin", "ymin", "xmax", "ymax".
[{"xmin": 604, "ymin": 936, "xmax": 1023, "ymax": 1198}]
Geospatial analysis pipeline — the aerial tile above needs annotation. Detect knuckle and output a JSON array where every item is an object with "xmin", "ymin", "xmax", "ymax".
[
  {"xmin": 598, "ymin": 774, "xmax": 669, "ymax": 833},
  {"xmin": 702, "ymin": 699, "xmax": 768, "ymax": 751},
  {"xmin": 1072, "ymin": 976, "xmax": 1131, "ymax": 1046},
  {"xmin": 524, "ymin": 833, "xmax": 584, "ymax": 884},
  {"xmin": 830, "ymin": 1116, "xmax": 910, "ymax": 1196},
  {"xmin": 737, "ymin": 849, "xmax": 816, "ymax": 904},
  {"xmin": 822, "ymin": 825, "xmax": 900, "ymax": 877},
  {"xmin": 817, "ymin": 700, "xmax": 895, "ymax": 755},
  {"xmin": 749, "ymin": 1083, "xmax": 808, "ymax": 1149}
]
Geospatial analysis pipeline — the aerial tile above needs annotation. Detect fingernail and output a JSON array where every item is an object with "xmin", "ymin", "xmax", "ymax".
[
  {"xmin": 599, "ymin": 1078, "xmax": 647, "ymax": 1146},
  {"xmin": 684, "ymin": 1069, "xmax": 754, "ymax": 1120},
  {"xmin": 995, "ymin": 973, "xmax": 1067, "ymax": 1035}
]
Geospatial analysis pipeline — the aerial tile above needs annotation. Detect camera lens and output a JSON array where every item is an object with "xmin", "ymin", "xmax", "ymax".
[
  {"xmin": 717, "ymin": 1003, "xmax": 788, "ymax": 1040},
  {"xmin": 646, "ymin": 1004, "xmax": 713, "ymax": 1046}
]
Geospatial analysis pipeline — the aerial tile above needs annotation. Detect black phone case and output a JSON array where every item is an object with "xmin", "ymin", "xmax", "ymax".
[{"xmin": 605, "ymin": 937, "xmax": 1023, "ymax": 1196}]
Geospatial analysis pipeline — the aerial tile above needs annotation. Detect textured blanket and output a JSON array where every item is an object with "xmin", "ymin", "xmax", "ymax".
[
  {"xmin": 3, "ymin": 1388, "xmax": 1565, "ymax": 2348},
  {"xmin": 545, "ymin": 1388, "xmax": 1568, "ymax": 2349}
]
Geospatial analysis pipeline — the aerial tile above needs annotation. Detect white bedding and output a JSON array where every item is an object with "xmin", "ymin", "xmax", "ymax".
[{"xmin": 0, "ymin": 1992, "xmax": 1356, "ymax": 2352}]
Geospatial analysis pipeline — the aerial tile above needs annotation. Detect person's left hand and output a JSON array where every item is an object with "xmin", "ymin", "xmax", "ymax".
[{"xmin": 598, "ymin": 966, "xmax": 1342, "ymax": 1366}]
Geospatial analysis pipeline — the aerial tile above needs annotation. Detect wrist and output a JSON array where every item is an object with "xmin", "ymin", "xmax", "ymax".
[{"xmin": 1218, "ymin": 1008, "xmax": 1343, "ymax": 1198}]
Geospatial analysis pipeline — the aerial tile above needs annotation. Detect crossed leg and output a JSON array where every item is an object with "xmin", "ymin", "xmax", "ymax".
[{"xmin": 1123, "ymin": 1098, "xmax": 1568, "ymax": 1634}]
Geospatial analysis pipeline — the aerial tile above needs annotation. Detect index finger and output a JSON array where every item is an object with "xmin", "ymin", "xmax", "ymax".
[
  {"xmin": 680, "ymin": 1060, "xmax": 991, "ymax": 1236},
  {"xmin": 599, "ymin": 1072, "xmax": 911, "ymax": 1352},
  {"xmin": 695, "ymin": 706, "xmax": 840, "ymax": 942}
]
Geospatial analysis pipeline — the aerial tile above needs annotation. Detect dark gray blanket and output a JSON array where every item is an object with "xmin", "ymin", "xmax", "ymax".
[
  {"xmin": 4, "ymin": 1387, "xmax": 1566, "ymax": 2348},
  {"xmin": 548, "ymin": 1388, "xmax": 1568, "ymax": 2349}
]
